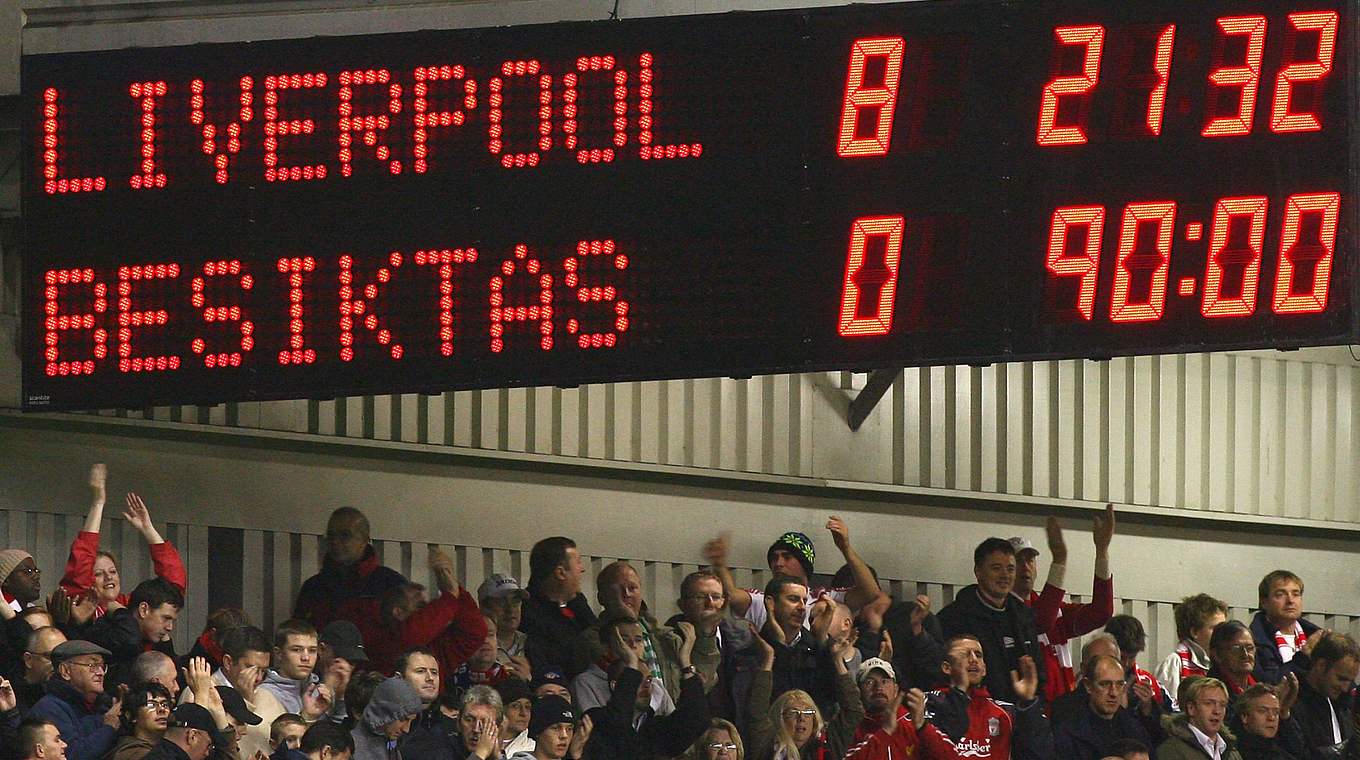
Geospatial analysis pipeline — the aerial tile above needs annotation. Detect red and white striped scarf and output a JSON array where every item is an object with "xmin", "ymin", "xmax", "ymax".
[
  {"xmin": 1275, "ymin": 624, "xmax": 1307, "ymax": 663},
  {"xmin": 1177, "ymin": 642, "xmax": 1209, "ymax": 678}
]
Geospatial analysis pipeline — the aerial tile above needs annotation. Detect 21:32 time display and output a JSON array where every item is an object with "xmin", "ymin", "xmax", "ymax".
[{"xmin": 21, "ymin": 0, "xmax": 1357, "ymax": 410}]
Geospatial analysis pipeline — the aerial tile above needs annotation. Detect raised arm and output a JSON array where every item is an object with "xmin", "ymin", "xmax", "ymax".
[
  {"xmin": 123, "ymin": 493, "xmax": 187, "ymax": 593},
  {"xmin": 703, "ymin": 533, "xmax": 752, "ymax": 616},
  {"xmin": 826, "ymin": 515, "xmax": 887, "ymax": 612},
  {"xmin": 60, "ymin": 465, "xmax": 109, "ymax": 596}
]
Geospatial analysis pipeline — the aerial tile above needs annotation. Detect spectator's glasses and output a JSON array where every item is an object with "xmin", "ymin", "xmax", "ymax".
[
  {"xmin": 1092, "ymin": 679, "xmax": 1127, "ymax": 691},
  {"xmin": 25, "ymin": 650, "xmax": 51, "ymax": 661},
  {"xmin": 1225, "ymin": 644, "xmax": 1254, "ymax": 656},
  {"xmin": 14, "ymin": 566, "xmax": 39, "ymax": 577},
  {"xmin": 1250, "ymin": 705, "xmax": 1281, "ymax": 718},
  {"xmin": 781, "ymin": 708, "xmax": 817, "ymax": 720},
  {"xmin": 67, "ymin": 660, "xmax": 107, "ymax": 673},
  {"xmin": 707, "ymin": 742, "xmax": 739, "ymax": 751},
  {"xmin": 142, "ymin": 699, "xmax": 173, "ymax": 712},
  {"xmin": 685, "ymin": 593, "xmax": 726, "ymax": 603}
]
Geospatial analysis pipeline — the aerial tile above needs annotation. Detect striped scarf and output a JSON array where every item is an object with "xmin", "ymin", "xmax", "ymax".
[
  {"xmin": 1275, "ymin": 624, "xmax": 1307, "ymax": 663},
  {"xmin": 1177, "ymin": 642, "xmax": 1209, "ymax": 678}
]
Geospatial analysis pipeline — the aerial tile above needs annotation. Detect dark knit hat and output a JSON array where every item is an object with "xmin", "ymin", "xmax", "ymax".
[
  {"xmin": 529, "ymin": 695, "xmax": 576, "ymax": 738},
  {"xmin": 767, "ymin": 531, "xmax": 815, "ymax": 577}
]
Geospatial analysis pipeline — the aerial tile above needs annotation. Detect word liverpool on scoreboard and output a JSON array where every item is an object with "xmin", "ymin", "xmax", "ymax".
[{"xmin": 21, "ymin": 0, "xmax": 1358, "ymax": 410}]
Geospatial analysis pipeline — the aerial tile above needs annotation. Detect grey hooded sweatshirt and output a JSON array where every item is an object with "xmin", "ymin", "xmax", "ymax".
[{"xmin": 351, "ymin": 677, "xmax": 423, "ymax": 760}]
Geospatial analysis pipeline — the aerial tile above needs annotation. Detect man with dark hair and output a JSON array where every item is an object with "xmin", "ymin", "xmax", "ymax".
[
  {"xmin": 85, "ymin": 577, "xmax": 182, "ymax": 690},
  {"xmin": 142, "ymin": 703, "xmax": 220, "ymax": 760},
  {"xmin": 1106, "ymin": 738, "xmax": 1151, "ymax": 760},
  {"xmin": 299, "ymin": 721, "xmax": 354, "ymax": 760},
  {"xmin": 1231, "ymin": 683, "xmax": 1307, "ymax": 760},
  {"xmin": 923, "ymin": 634, "xmax": 1051, "ymax": 760},
  {"xmin": 1291, "ymin": 632, "xmax": 1359, "ymax": 758},
  {"xmin": 1010, "ymin": 507, "xmax": 1116, "ymax": 704},
  {"xmin": 703, "ymin": 517, "xmax": 887, "ymax": 632},
  {"xmin": 393, "ymin": 646, "xmax": 459, "ymax": 758},
  {"xmin": 182, "ymin": 624, "xmax": 280, "ymax": 758},
  {"xmin": 1106, "ymin": 615, "xmax": 1170, "ymax": 712},
  {"xmin": 18, "ymin": 719, "xmax": 66, "ymax": 760},
  {"xmin": 1155, "ymin": 593, "xmax": 1228, "ymax": 710},
  {"xmin": 1053, "ymin": 654, "xmax": 1160, "ymax": 760},
  {"xmin": 260, "ymin": 620, "xmax": 335, "ymax": 726},
  {"xmin": 367, "ymin": 547, "xmax": 485, "ymax": 676},
  {"xmin": 520, "ymin": 537, "xmax": 597, "ymax": 678},
  {"xmin": 293, "ymin": 508, "xmax": 408, "ymax": 667},
  {"xmin": 937, "ymin": 537, "xmax": 1047, "ymax": 705},
  {"xmin": 28, "ymin": 641, "xmax": 120, "ymax": 760},
  {"xmin": 1250, "ymin": 571, "xmax": 1321, "ymax": 685}
]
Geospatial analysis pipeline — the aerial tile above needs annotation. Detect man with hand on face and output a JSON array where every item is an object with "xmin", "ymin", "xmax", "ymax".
[
  {"xmin": 1289, "ymin": 632, "xmax": 1359, "ymax": 758},
  {"xmin": 1010, "ymin": 506, "xmax": 1116, "ymax": 704},
  {"xmin": 1053, "ymin": 655, "xmax": 1161, "ymax": 760},
  {"xmin": 85, "ymin": 578, "xmax": 182, "ymax": 691},
  {"xmin": 28, "ymin": 641, "xmax": 121, "ymax": 760},
  {"xmin": 665, "ymin": 571, "xmax": 732, "ymax": 694},
  {"xmin": 938, "ymin": 538, "xmax": 1048, "ymax": 706},
  {"xmin": 570, "ymin": 611, "xmax": 676, "ymax": 717},
  {"xmin": 478, "ymin": 575, "xmax": 531, "ymax": 679},
  {"xmin": 181, "ymin": 626, "xmax": 282, "ymax": 760},
  {"xmin": 923, "ymin": 635, "xmax": 1052, "ymax": 760},
  {"xmin": 760, "ymin": 575, "xmax": 843, "ymax": 716},
  {"xmin": 1250, "ymin": 572, "xmax": 1322, "ymax": 686},
  {"xmin": 581, "ymin": 617, "xmax": 708, "ymax": 759},
  {"xmin": 1156, "ymin": 677, "xmax": 1241, "ymax": 760},
  {"xmin": 843, "ymin": 657, "xmax": 950, "ymax": 760},
  {"xmin": 368, "ymin": 547, "xmax": 486, "ymax": 677}
]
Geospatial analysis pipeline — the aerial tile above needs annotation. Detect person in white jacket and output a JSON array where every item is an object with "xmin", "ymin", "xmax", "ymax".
[{"xmin": 1153, "ymin": 593, "xmax": 1227, "ymax": 710}]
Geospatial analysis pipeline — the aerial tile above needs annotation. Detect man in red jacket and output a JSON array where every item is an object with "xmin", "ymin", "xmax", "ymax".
[
  {"xmin": 844, "ymin": 657, "xmax": 949, "ymax": 760},
  {"xmin": 365, "ymin": 547, "xmax": 487, "ymax": 675},
  {"xmin": 922, "ymin": 635, "xmax": 1053, "ymax": 760},
  {"xmin": 1009, "ymin": 505, "xmax": 1116, "ymax": 705}
]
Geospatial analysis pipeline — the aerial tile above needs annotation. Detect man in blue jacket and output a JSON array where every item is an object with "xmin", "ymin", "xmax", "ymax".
[
  {"xmin": 27, "ymin": 640, "xmax": 120, "ymax": 760},
  {"xmin": 1250, "ymin": 570, "xmax": 1321, "ymax": 684}
]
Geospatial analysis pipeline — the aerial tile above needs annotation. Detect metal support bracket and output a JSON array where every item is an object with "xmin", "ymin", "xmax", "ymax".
[{"xmin": 846, "ymin": 367, "xmax": 898, "ymax": 431}]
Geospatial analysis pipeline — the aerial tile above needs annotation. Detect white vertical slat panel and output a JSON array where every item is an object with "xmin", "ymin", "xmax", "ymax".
[
  {"xmin": 531, "ymin": 387, "xmax": 556, "ymax": 455},
  {"xmin": 1182, "ymin": 354, "xmax": 1208, "ymax": 510},
  {"xmin": 1157, "ymin": 356, "xmax": 1184, "ymax": 508},
  {"xmin": 638, "ymin": 381, "xmax": 663, "ymax": 465},
  {"xmin": 1206, "ymin": 353, "xmax": 1234, "ymax": 512},
  {"xmin": 451, "ymin": 389, "xmax": 477, "ymax": 448},
  {"xmin": 1281, "ymin": 361, "xmax": 1311, "ymax": 520},
  {"xmin": 1032, "ymin": 361, "xmax": 1057, "ymax": 499},
  {"xmin": 1080, "ymin": 362, "xmax": 1104, "ymax": 501},
  {"xmin": 956, "ymin": 366, "xmax": 979, "ymax": 492},
  {"xmin": 899, "ymin": 368, "xmax": 924, "ymax": 486},
  {"xmin": 979, "ymin": 365, "xmax": 1001, "ymax": 493},
  {"xmin": 1336, "ymin": 368, "xmax": 1357, "ymax": 522},
  {"xmin": 399, "ymin": 394, "xmax": 421, "ymax": 444},
  {"xmin": 1231, "ymin": 358, "xmax": 1259, "ymax": 514},
  {"xmin": 1310, "ymin": 365, "xmax": 1337, "ymax": 522},
  {"xmin": 1131, "ymin": 356, "xmax": 1156, "ymax": 506},
  {"xmin": 505, "ymin": 388, "xmax": 529, "ymax": 452},
  {"xmin": 928, "ymin": 366, "xmax": 949, "ymax": 488},
  {"xmin": 667, "ymin": 380, "xmax": 690, "ymax": 468},
  {"xmin": 1258, "ymin": 358, "xmax": 1286, "ymax": 517},
  {"xmin": 371, "ymin": 394, "xmax": 393, "ymax": 441},
  {"xmin": 770, "ymin": 376, "xmax": 792, "ymax": 476},
  {"xmin": 584, "ymin": 384, "xmax": 608, "ymax": 460},
  {"xmin": 1056, "ymin": 361, "xmax": 1080, "ymax": 500},
  {"xmin": 999, "ymin": 363, "xmax": 1019, "ymax": 494},
  {"xmin": 1107, "ymin": 358, "xmax": 1132, "ymax": 505}
]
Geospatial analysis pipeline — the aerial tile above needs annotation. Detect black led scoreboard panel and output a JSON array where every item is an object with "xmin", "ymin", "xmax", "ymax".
[{"xmin": 21, "ymin": 0, "xmax": 1359, "ymax": 410}]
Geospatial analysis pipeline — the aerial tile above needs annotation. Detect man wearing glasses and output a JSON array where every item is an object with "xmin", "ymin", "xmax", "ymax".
[
  {"xmin": 1052, "ymin": 655, "xmax": 1160, "ymax": 760},
  {"xmin": 18, "ymin": 626, "xmax": 66, "ymax": 712},
  {"xmin": 28, "ymin": 640, "xmax": 121, "ymax": 760}
]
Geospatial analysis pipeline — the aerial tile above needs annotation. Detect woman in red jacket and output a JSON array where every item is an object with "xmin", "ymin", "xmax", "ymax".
[{"xmin": 59, "ymin": 465, "xmax": 186, "ymax": 618}]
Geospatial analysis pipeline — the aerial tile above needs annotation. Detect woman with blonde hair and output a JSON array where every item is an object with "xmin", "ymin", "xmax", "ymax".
[
  {"xmin": 690, "ymin": 717, "xmax": 744, "ymax": 760},
  {"xmin": 744, "ymin": 621, "xmax": 864, "ymax": 760}
]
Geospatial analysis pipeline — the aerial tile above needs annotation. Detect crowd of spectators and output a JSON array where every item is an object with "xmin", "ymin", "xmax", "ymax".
[{"xmin": 0, "ymin": 464, "xmax": 1355, "ymax": 760}]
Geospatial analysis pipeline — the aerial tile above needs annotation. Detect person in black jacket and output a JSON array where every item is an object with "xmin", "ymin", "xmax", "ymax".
[
  {"xmin": 1290, "ymin": 632, "xmax": 1358, "ymax": 759},
  {"xmin": 832, "ymin": 563, "xmax": 946, "ymax": 691},
  {"xmin": 84, "ymin": 578, "xmax": 181, "ymax": 692},
  {"xmin": 1250, "ymin": 571, "xmax": 1322, "ymax": 686},
  {"xmin": 1232, "ymin": 683, "xmax": 1306, "ymax": 760},
  {"xmin": 937, "ymin": 537, "xmax": 1047, "ymax": 706},
  {"xmin": 519, "ymin": 537, "xmax": 597, "ymax": 679},
  {"xmin": 1053, "ymin": 655, "xmax": 1160, "ymax": 760},
  {"xmin": 583, "ymin": 621, "xmax": 707, "ymax": 760}
]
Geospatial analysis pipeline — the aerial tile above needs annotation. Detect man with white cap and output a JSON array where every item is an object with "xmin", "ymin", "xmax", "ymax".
[
  {"xmin": 844, "ymin": 657, "xmax": 949, "ymax": 760},
  {"xmin": 1009, "ymin": 505, "xmax": 1117, "ymax": 704},
  {"xmin": 479, "ymin": 573, "xmax": 531, "ymax": 678}
]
